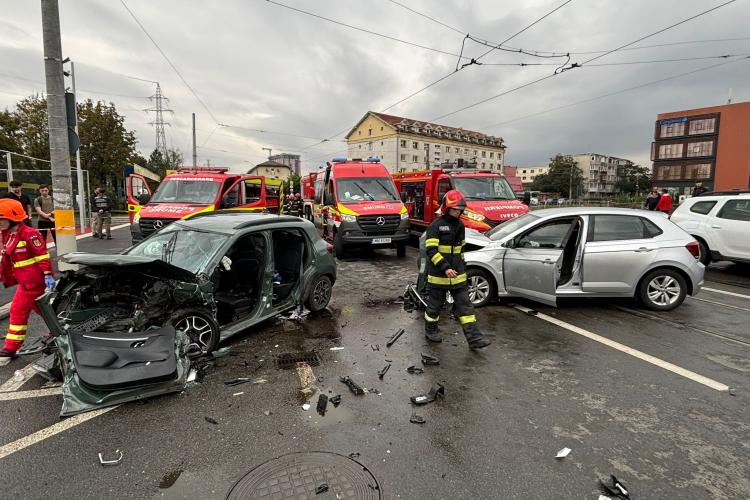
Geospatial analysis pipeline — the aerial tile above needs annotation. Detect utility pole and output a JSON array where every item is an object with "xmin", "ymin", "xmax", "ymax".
[
  {"xmin": 5, "ymin": 152, "xmax": 12, "ymax": 182},
  {"xmin": 192, "ymin": 113, "xmax": 197, "ymax": 167},
  {"xmin": 64, "ymin": 60, "xmax": 86, "ymax": 235},
  {"xmin": 41, "ymin": 0, "xmax": 77, "ymax": 266},
  {"xmin": 262, "ymin": 147, "xmax": 272, "ymax": 159},
  {"xmin": 569, "ymin": 164, "xmax": 574, "ymax": 199},
  {"xmin": 146, "ymin": 82, "xmax": 172, "ymax": 159}
]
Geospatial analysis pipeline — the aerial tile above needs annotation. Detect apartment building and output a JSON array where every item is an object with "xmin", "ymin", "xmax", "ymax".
[
  {"xmin": 571, "ymin": 153, "xmax": 633, "ymax": 197},
  {"xmin": 269, "ymin": 153, "xmax": 301, "ymax": 176},
  {"xmin": 518, "ymin": 165, "xmax": 550, "ymax": 185}
]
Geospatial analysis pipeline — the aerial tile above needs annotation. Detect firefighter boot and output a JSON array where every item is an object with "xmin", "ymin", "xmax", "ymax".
[
  {"xmin": 424, "ymin": 314, "xmax": 442, "ymax": 343},
  {"xmin": 464, "ymin": 331, "xmax": 491, "ymax": 350},
  {"xmin": 0, "ymin": 348, "xmax": 18, "ymax": 366}
]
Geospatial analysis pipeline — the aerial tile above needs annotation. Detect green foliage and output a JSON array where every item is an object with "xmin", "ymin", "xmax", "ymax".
[
  {"xmin": 281, "ymin": 174, "xmax": 302, "ymax": 194},
  {"xmin": 530, "ymin": 154, "xmax": 584, "ymax": 198},
  {"xmin": 615, "ymin": 162, "xmax": 651, "ymax": 195},
  {"xmin": 146, "ymin": 148, "xmax": 183, "ymax": 179}
]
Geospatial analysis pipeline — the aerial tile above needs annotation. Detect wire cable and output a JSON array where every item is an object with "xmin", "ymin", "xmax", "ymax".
[{"xmin": 385, "ymin": 0, "xmax": 465, "ymax": 35}]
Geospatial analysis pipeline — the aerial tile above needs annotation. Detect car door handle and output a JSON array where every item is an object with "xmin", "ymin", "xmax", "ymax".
[
  {"xmin": 542, "ymin": 259, "xmax": 555, "ymax": 265},
  {"xmin": 634, "ymin": 247, "xmax": 654, "ymax": 253},
  {"xmin": 711, "ymin": 225, "xmax": 722, "ymax": 229}
]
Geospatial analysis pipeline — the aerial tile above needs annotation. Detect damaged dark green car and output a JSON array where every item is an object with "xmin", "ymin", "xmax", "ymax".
[{"xmin": 31, "ymin": 213, "xmax": 337, "ymax": 416}]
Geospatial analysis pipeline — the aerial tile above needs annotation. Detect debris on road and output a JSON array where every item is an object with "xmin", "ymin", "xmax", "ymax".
[
  {"xmin": 302, "ymin": 403, "xmax": 311, "ymax": 411},
  {"xmin": 98, "ymin": 449, "xmax": 123, "ymax": 466},
  {"xmin": 340, "ymin": 376, "xmax": 366, "ymax": 395},
  {"xmin": 407, "ymin": 366, "xmax": 424, "ymax": 374},
  {"xmin": 599, "ymin": 474, "xmax": 630, "ymax": 499},
  {"xmin": 377, "ymin": 363, "xmax": 391, "ymax": 379},
  {"xmin": 263, "ymin": 410, "xmax": 272, "ymax": 416},
  {"xmin": 371, "ymin": 344, "xmax": 380, "ymax": 351},
  {"xmin": 186, "ymin": 369, "xmax": 197, "ymax": 383},
  {"xmin": 421, "ymin": 353, "xmax": 440, "ymax": 366},
  {"xmin": 212, "ymin": 346, "xmax": 232, "ymax": 358},
  {"xmin": 555, "ymin": 447, "xmax": 572, "ymax": 459},
  {"xmin": 297, "ymin": 363, "xmax": 318, "ymax": 401},
  {"xmin": 410, "ymin": 414, "xmax": 426, "ymax": 424},
  {"xmin": 204, "ymin": 416, "xmax": 218, "ymax": 425},
  {"xmin": 410, "ymin": 383, "xmax": 445, "ymax": 405},
  {"xmin": 317, "ymin": 394, "xmax": 328, "ymax": 416},
  {"xmin": 224, "ymin": 377, "xmax": 267, "ymax": 387},
  {"xmin": 330, "ymin": 346, "xmax": 345, "ymax": 351},
  {"xmin": 232, "ymin": 392, "xmax": 244, "ymax": 396},
  {"xmin": 314, "ymin": 483, "xmax": 329, "ymax": 495},
  {"xmin": 348, "ymin": 452, "xmax": 361, "ymax": 459},
  {"xmin": 329, "ymin": 394, "xmax": 342, "ymax": 407},
  {"xmin": 526, "ymin": 309, "xmax": 538, "ymax": 316},
  {"xmin": 386, "ymin": 328, "xmax": 405, "ymax": 347}
]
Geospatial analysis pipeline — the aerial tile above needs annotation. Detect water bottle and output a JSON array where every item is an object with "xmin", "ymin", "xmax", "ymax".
[{"xmin": 13, "ymin": 370, "xmax": 25, "ymax": 382}]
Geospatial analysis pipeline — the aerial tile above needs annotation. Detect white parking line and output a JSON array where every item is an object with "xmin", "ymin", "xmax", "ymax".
[
  {"xmin": 0, "ymin": 407, "xmax": 116, "ymax": 460},
  {"xmin": 0, "ymin": 387, "xmax": 61, "ymax": 401},
  {"xmin": 690, "ymin": 296, "xmax": 750, "ymax": 313},
  {"xmin": 512, "ymin": 305, "xmax": 730, "ymax": 392},
  {"xmin": 702, "ymin": 287, "xmax": 750, "ymax": 300},
  {"xmin": 0, "ymin": 362, "xmax": 38, "ymax": 392},
  {"xmin": 45, "ymin": 222, "xmax": 131, "ymax": 249}
]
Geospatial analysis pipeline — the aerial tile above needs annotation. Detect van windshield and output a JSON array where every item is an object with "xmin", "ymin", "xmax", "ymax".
[
  {"xmin": 150, "ymin": 179, "xmax": 221, "ymax": 205},
  {"xmin": 453, "ymin": 176, "xmax": 516, "ymax": 201},
  {"xmin": 336, "ymin": 177, "xmax": 399, "ymax": 203}
]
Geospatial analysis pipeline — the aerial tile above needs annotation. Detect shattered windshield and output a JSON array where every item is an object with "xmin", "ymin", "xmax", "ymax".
[
  {"xmin": 150, "ymin": 179, "xmax": 221, "ymax": 205},
  {"xmin": 336, "ymin": 177, "xmax": 399, "ymax": 203},
  {"xmin": 128, "ymin": 227, "xmax": 229, "ymax": 274},
  {"xmin": 453, "ymin": 176, "xmax": 515, "ymax": 201}
]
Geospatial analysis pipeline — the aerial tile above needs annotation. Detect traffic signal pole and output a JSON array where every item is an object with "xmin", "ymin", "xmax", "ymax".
[{"xmin": 41, "ymin": 0, "xmax": 77, "ymax": 269}]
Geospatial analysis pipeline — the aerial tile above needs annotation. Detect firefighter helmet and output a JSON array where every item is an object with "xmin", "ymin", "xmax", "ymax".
[
  {"xmin": 0, "ymin": 198, "xmax": 27, "ymax": 222},
  {"xmin": 441, "ymin": 189, "xmax": 466, "ymax": 213}
]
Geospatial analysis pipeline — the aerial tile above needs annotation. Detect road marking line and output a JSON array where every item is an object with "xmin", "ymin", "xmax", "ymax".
[
  {"xmin": 0, "ymin": 387, "xmax": 61, "ymax": 401},
  {"xmin": 702, "ymin": 287, "xmax": 750, "ymax": 300},
  {"xmin": 511, "ymin": 305, "xmax": 730, "ymax": 392},
  {"xmin": 0, "ymin": 406, "xmax": 116, "ymax": 460},
  {"xmin": 0, "ymin": 362, "xmax": 39, "ymax": 392},
  {"xmin": 46, "ymin": 222, "xmax": 131, "ymax": 249},
  {"xmin": 690, "ymin": 296, "xmax": 750, "ymax": 313}
]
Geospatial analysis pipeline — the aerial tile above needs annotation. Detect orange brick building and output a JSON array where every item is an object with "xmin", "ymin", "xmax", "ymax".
[{"xmin": 651, "ymin": 101, "xmax": 750, "ymax": 195}]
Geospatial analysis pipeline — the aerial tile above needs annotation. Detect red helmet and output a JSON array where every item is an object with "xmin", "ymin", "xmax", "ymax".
[
  {"xmin": 441, "ymin": 189, "xmax": 466, "ymax": 214},
  {"xmin": 0, "ymin": 198, "xmax": 27, "ymax": 222}
]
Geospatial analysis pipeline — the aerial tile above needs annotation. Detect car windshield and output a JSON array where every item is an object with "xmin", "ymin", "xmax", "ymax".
[
  {"xmin": 453, "ymin": 176, "xmax": 516, "ymax": 201},
  {"xmin": 486, "ymin": 213, "xmax": 540, "ymax": 241},
  {"xmin": 336, "ymin": 177, "xmax": 399, "ymax": 203},
  {"xmin": 127, "ymin": 226, "xmax": 229, "ymax": 274},
  {"xmin": 150, "ymin": 179, "xmax": 221, "ymax": 205}
]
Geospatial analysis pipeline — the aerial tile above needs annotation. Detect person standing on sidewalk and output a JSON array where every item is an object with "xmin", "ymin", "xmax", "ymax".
[
  {"xmin": 423, "ymin": 190, "xmax": 491, "ymax": 350},
  {"xmin": 644, "ymin": 187, "xmax": 661, "ymax": 211},
  {"xmin": 92, "ymin": 187, "xmax": 113, "ymax": 239},
  {"xmin": 0, "ymin": 199, "xmax": 55, "ymax": 366},
  {"xmin": 693, "ymin": 181, "xmax": 709, "ymax": 196},
  {"xmin": 34, "ymin": 184, "xmax": 56, "ymax": 244},
  {"xmin": 655, "ymin": 188, "xmax": 673, "ymax": 214},
  {"xmin": 1, "ymin": 180, "xmax": 33, "ymax": 225}
]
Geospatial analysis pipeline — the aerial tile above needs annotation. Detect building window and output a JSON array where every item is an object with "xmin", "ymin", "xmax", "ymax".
[
  {"xmin": 380, "ymin": 126, "xmax": 384, "ymax": 131},
  {"xmin": 400, "ymin": 140, "xmax": 406, "ymax": 148},
  {"xmin": 435, "ymin": 144, "xmax": 441, "ymax": 150},
  {"xmin": 490, "ymin": 152, "xmax": 494, "ymax": 159},
  {"xmin": 413, "ymin": 141, "xmax": 418, "ymax": 149},
  {"xmin": 368, "ymin": 142, "xmax": 373, "ymax": 151},
  {"xmin": 489, "ymin": 163, "xmax": 493, "ymax": 168},
  {"xmin": 400, "ymin": 154, "xmax": 406, "ymax": 161},
  {"xmin": 658, "ymin": 143, "xmax": 684, "ymax": 159},
  {"xmin": 686, "ymin": 163, "xmax": 711, "ymax": 179},
  {"xmin": 358, "ymin": 144, "xmax": 362, "ymax": 149},
  {"xmin": 481, "ymin": 151, "xmax": 486, "ymax": 158},
  {"xmin": 654, "ymin": 165, "xmax": 683, "ymax": 180},
  {"xmin": 455, "ymin": 148, "xmax": 459, "ymax": 153},
  {"xmin": 473, "ymin": 150, "xmax": 478, "ymax": 156},
  {"xmin": 358, "ymin": 130, "xmax": 362, "ymax": 135},
  {"xmin": 464, "ymin": 148, "xmax": 469, "ymax": 154},
  {"xmin": 660, "ymin": 122, "xmax": 686, "ymax": 138},
  {"xmin": 686, "ymin": 141, "xmax": 713, "ymax": 157},
  {"xmin": 412, "ymin": 155, "xmax": 418, "ymax": 162},
  {"xmin": 368, "ymin": 128, "xmax": 372, "ymax": 136},
  {"xmin": 689, "ymin": 118, "xmax": 716, "ymax": 135},
  {"xmin": 522, "ymin": 170, "xmax": 527, "ymax": 174}
]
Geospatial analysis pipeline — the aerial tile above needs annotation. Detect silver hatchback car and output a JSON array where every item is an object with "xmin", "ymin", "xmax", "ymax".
[{"xmin": 461, "ymin": 208, "xmax": 704, "ymax": 311}]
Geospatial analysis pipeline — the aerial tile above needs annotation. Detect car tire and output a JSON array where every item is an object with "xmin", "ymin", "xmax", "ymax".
[
  {"xmin": 697, "ymin": 239, "xmax": 711, "ymax": 265},
  {"xmin": 334, "ymin": 231, "xmax": 346, "ymax": 259},
  {"xmin": 305, "ymin": 274, "xmax": 333, "ymax": 312},
  {"xmin": 467, "ymin": 268, "xmax": 496, "ymax": 307},
  {"xmin": 637, "ymin": 269, "xmax": 687, "ymax": 311},
  {"xmin": 396, "ymin": 243, "xmax": 406, "ymax": 258},
  {"xmin": 168, "ymin": 309, "xmax": 220, "ymax": 354}
]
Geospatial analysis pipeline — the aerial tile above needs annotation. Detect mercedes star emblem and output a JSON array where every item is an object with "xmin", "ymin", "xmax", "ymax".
[
  {"xmin": 153, "ymin": 220, "xmax": 164, "ymax": 229},
  {"xmin": 376, "ymin": 217, "xmax": 386, "ymax": 226}
]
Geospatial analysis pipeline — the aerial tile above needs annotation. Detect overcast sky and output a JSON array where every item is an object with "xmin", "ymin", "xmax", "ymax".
[{"xmin": 1, "ymin": 0, "xmax": 748, "ymax": 173}]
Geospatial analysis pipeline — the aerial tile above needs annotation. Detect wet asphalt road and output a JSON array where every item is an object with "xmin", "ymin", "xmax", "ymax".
[{"xmin": 1, "ymin": 227, "xmax": 749, "ymax": 499}]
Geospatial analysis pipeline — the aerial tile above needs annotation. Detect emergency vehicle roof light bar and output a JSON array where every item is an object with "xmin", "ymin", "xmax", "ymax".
[
  {"xmin": 331, "ymin": 157, "xmax": 348, "ymax": 163},
  {"xmin": 178, "ymin": 166, "xmax": 229, "ymax": 174},
  {"xmin": 366, "ymin": 156, "xmax": 381, "ymax": 162}
]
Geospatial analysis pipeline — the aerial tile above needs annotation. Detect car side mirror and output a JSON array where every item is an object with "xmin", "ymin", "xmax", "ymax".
[{"xmin": 137, "ymin": 192, "xmax": 151, "ymax": 204}]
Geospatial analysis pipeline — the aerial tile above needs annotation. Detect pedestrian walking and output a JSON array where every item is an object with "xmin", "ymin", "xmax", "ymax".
[
  {"xmin": 644, "ymin": 187, "xmax": 661, "ymax": 211},
  {"xmin": 423, "ymin": 190, "xmax": 491, "ymax": 350},
  {"xmin": 655, "ymin": 188, "xmax": 673, "ymax": 214},
  {"xmin": 0, "ymin": 199, "xmax": 55, "ymax": 366},
  {"xmin": 92, "ymin": 187, "xmax": 113, "ymax": 239},
  {"xmin": 34, "ymin": 184, "xmax": 56, "ymax": 244},
  {"xmin": 693, "ymin": 181, "xmax": 709, "ymax": 197},
  {"xmin": 1, "ymin": 180, "xmax": 33, "ymax": 225}
]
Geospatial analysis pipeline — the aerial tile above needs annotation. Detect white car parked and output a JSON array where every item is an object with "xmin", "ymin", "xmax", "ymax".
[{"xmin": 669, "ymin": 191, "xmax": 750, "ymax": 265}]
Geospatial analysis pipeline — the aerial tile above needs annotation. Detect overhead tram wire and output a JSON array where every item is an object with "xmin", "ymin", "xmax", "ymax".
[
  {"xmin": 430, "ymin": 0, "xmax": 739, "ymax": 122},
  {"xmin": 480, "ymin": 53, "xmax": 750, "ymax": 67},
  {"xmin": 385, "ymin": 0, "xmax": 465, "ymax": 35}
]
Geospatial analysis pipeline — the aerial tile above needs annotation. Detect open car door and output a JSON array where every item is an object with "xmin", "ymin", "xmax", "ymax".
[
  {"xmin": 241, "ymin": 176, "xmax": 266, "ymax": 210},
  {"xmin": 126, "ymin": 173, "xmax": 152, "ymax": 223}
]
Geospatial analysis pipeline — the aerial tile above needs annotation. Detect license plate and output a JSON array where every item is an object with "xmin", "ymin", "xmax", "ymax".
[{"xmin": 372, "ymin": 237, "xmax": 392, "ymax": 244}]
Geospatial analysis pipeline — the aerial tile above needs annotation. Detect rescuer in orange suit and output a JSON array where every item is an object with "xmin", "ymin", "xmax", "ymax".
[{"xmin": 0, "ymin": 198, "xmax": 55, "ymax": 365}]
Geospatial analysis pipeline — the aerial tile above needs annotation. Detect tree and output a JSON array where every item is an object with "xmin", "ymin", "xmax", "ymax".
[
  {"xmin": 0, "ymin": 109, "xmax": 21, "ymax": 154},
  {"xmin": 146, "ymin": 148, "xmax": 183, "ymax": 179},
  {"xmin": 281, "ymin": 174, "xmax": 301, "ymax": 195},
  {"xmin": 616, "ymin": 162, "xmax": 651, "ymax": 196},
  {"xmin": 530, "ymin": 154, "xmax": 584, "ymax": 198}
]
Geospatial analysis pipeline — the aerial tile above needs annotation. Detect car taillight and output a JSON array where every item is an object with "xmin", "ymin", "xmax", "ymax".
[
  {"xmin": 326, "ymin": 243, "xmax": 334, "ymax": 254},
  {"xmin": 686, "ymin": 241, "xmax": 700, "ymax": 259}
]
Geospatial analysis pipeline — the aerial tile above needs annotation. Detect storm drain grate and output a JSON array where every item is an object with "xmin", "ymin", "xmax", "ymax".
[
  {"xmin": 226, "ymin": 451, "xmax": 382, "ymax": 499},
  {"xmin": 275, "ymin": 351, "xmax": 321, "ymax": 370}
]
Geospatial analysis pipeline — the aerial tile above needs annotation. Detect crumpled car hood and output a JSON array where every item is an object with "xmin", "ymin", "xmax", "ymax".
[
  {"xmin": 465, "ymin": 228, "xmax": 490, "ymax": 249},
  {"xmin": 62, "ymin": 253, "xmax": 197, "ymax": 282}
]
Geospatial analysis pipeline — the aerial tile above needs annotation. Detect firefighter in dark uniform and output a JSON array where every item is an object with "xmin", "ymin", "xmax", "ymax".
[
  {"xmin": 423, "ymin": 190, "xmax": 490, "ymax": 349},
  {"xmin": 289, "ymin": 193, "xmax": 303, "ymax": 217}
]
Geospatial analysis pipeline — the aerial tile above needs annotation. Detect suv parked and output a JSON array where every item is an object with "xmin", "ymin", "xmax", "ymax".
[{"xmin": 670, "ymin": 192, "xmax": 750, "ymax": 264}]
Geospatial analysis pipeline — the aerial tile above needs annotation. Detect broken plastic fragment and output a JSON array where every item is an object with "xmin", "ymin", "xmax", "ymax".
[
  {"xmin": 186, "ymin": 369, "xmax": 197, "ymax": 383},
  {"xmin": 330, "ymin": 346, "xmax": 345, "ymax": 351},
  {"xmin": 420, "ymin": 353, "xmax": 440, "ymax": 366},
  {"xmin": 316, "ymin": 394, "xmax": 328, "ymax": 416},
  {"xmin": 315, "ymin": 483, "xmax": 329, "ymax": 495},
  {"xmin": 98, "ymin": 449, "xmax": 123, "ymax": 466},
  {"xmin": 204, "ymin": 416, "xmax": 218, "ymax": 425},
  {"xmin": 329, "ymin": 394, "xmax": 342, "ymax": 407},
  {"xmin": 599, "ymin": 474, "xmax": 630, "ymax": 499},
  {"xmin": 410, "ymin": 414, "xmax": 426, "ymax": 424},
  {"xmin": 410, "ymin": 383, "xmax": 445, "ymax": 405},
  {"xmin": 211, "ymin": 347, "xmax": 232, "ymax": 359},
  {"xmin": 302, "ymin": 403, "xmax": 311, "ymax": 411},
  {"xmin": 232, "ymin": 392, "xmax": 244, "ymax": 396},
  {"xmin": 371, "ymin": 344, "xmax": 380, "ymax": 351},
  {"xmin": 263, "ymin": 410, "xmax": 272, "ymax": 416},
  {"xmin": 348, "ymin": 452, "xmax": 361, "ymax": 459},
  {"xmin": 555, "ymin": 447, "xmax": 572, "ymax": 458},
  {"xmin": 407, "ymin": 366, "xmax": 424, "ymax": 374},
  {"xmin": 386, "ymin": 328, "xmax": 405, "ymax": 347},
  {"xmin": 377, "ymin": 363, "xmax": 391, "ymax": 379},
  {"xmin": 340, "ymin": 376, "xmax": 365, "ymax": 395}
]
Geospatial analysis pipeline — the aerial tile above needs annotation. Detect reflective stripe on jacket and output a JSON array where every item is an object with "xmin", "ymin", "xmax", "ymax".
[
  {"xmin": 1, "ymin": 223, "xmax": 53, "ymax": 288},
  {"xmin": 424, "ymin": 214, "xmax": 467, "ymax": 288}
]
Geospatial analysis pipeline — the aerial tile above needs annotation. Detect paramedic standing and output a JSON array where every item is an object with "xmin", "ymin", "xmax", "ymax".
[{"xmin": 423, "ymin": 190, "xmax": 491, "ymax": 350}]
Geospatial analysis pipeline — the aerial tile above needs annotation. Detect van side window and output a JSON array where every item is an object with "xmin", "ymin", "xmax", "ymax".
[
  {"xmin": 222, "ymin": 182, "xmax": 242, "ymax": 208},
  {"xmin": 244, "ymin": 181, "xmax": 261, "ymax": 203},
  {"xmin": 689, "ymin": 201, "xmax": 717, "ymax": 215},
  {"xmin": 437, "ymin": 179, "xmax": 451, "ymax": 204}
]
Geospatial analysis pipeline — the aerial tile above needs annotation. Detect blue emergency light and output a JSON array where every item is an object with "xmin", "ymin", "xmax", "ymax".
[
  {"xmin": 366, "ymin": 156, "xmax": 381, "ymax": 162},
  {"xmin": 331, "ymin": 157, "xmax": 348, "ymax": 163}
]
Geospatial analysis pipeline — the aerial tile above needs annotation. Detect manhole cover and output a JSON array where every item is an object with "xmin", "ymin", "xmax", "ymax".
[
  {"xmin": 226, "ymin": 452, "xmax": 382, "ymax": 500},
  {"xmin": 276, "ymin": 351, "xmax": 321, "ymax": 370}
]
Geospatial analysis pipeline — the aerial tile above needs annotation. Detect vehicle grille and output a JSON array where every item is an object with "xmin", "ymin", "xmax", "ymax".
[
  {"xmin": 357, "ymin": 215, "xmax": 401, "ymax": 235},
  {"xmin": 139, "ymin": 218, "xmax": 174, "ymax": 236}
]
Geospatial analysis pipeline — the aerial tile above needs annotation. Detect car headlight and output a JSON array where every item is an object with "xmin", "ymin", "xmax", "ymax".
[
  {"xmin": 400, "ymin": 212, "xmax": 409, "ymax": 220},
  {"xmin": 463, "ymin": 210, "xmax": 485, "ymax": 222},
  {"xmin": 341, "ymin": 214, "xmax": 357, "ymax": 223}
]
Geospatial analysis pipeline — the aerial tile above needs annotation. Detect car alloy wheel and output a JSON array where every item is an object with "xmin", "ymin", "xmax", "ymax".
[
  {"xmin": 646, "ymin": 275, "xmax": 682, "ymax": 307},
  {"xmin": 306, "ymin": 275, "xmax": 332, "ymax": 312},
  {"xmin": 169, "ymin": 309, "xmax": 220, "ymax": 354},
  {"xmin": 466, "ymin": 268, "xmax": 495, "ymax": 307}
]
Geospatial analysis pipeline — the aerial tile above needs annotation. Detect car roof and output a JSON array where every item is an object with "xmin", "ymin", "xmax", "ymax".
[
  {"xmin": 528, "ymin": 207, "xmax": 663, "ymax": 218},
  {"xmin": 176, "ymin": 212, "xmax": 306, "ymax": 234}
]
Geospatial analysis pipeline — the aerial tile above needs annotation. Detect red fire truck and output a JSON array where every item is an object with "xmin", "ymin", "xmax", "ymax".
[
  {"xmin": 392, "ymin": 168, "xmax": 529, "ymax": 232},
  {"xmin": 301, "ymin": 157, "xmax": 410, "ymax": 257},
  {"xmin": 126, "ymin": 167, "xmax": 281, "ymax": 243}
]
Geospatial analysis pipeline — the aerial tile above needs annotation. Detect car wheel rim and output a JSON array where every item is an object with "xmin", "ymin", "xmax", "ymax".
[
  {"xmin": 468, "ymin": 275, "xmax": 490, "ymax": 304},
  {"xmin": 647, "ymin": 276, "xmax": 681, "ymax": 306},
  {"xmin": 176, "ymin": 316, "xmax": 214, "ymax": 351},
  {"xmin": 312, "ymin": 279, "xmax": 331, "ymax": 309}
]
